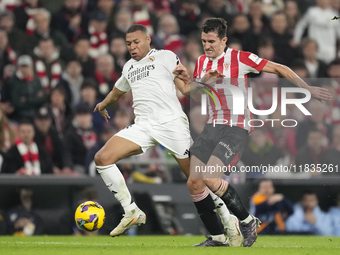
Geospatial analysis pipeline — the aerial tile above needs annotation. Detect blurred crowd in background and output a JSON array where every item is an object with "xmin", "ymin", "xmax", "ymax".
[{"xmin": 0, "ymin": 0, "xmax": 340, "ymax": 180}]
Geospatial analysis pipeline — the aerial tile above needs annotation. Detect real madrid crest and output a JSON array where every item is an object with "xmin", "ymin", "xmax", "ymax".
[{"xmin": 148, "ymin": 56, "xmax": 155, "ymax": 62}]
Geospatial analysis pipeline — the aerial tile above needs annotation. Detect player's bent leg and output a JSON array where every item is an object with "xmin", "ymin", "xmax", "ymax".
[
  {"xmin": 173, "ymin": 156, "xmax": 190, "ymax": 178},
  {"xmin": 95, "ymin": 136, "xmax": 146, "ymax": 237},
  {"xmin": 94, "ymin": 136, "xmax": 143, "ymax": 166}
]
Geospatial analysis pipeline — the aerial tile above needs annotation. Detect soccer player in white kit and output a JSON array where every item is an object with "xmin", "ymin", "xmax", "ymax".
[{"xmin": 93, "ymin": 24, "xmax": 239, "ymax": 240}]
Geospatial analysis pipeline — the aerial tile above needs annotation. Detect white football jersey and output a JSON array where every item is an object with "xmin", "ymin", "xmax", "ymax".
[{"xmin": 115, "ymin": 49, "xmax": 187, "ymax": 124}]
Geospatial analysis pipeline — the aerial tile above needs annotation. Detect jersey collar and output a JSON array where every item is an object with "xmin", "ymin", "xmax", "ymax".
[{"xmin": 208, "ymin": 51, "xmax": 226, "ymax": 61}]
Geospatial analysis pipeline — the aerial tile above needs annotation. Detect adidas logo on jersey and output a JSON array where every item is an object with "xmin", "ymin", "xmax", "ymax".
[{"xmin": 128, "ymin": 65, "xmax": 134, "ymax": 71}]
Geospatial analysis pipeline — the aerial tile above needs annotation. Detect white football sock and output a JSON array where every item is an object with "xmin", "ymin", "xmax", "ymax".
[
  {"xmin": 211, "ymin": 234, "xmax": 226, "ymax": 243},
  {"xmin": 209, "ymin": 190, "xmax": 230, "ymax": 224},
  {"xmin": 96, "ymin": 164, "xmax": 137, "ymax": 214},
  {"xmin": 240, "ymin": 215, "xmax": 253, "ymax": 223}
]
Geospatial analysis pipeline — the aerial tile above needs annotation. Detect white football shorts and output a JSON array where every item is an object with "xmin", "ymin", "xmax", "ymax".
[{"xmin": 115, "ymin": 117, "xmax": 192, "ymax": 159}]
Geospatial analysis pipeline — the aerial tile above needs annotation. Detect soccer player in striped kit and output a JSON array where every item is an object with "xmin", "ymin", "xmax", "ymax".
[{"xmin": 174, "ymin": 18, "xmax": 332, "ymax": 247}]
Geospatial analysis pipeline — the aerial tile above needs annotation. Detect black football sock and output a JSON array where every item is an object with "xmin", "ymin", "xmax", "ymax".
[
  {"xmin": 220, "ymin": 184, "xmax": 249, "ymax": 221},
  {"xmin": 194, "ymin": 195, "xmax": 224, "ymax": 235}
]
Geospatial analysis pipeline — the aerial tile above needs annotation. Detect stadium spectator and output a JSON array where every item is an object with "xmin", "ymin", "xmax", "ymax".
[
  {"xmin": 264, "ymin": 0, "xmax": 285, "ymax": 16},
  {"xmin": 88, "ymin": 11, "xmax": 109, "ymax": 59},
  {"xmin": 327, "ymin": 60, "xmax": 340, "ymax": 79},
  {"xmin": 227, "ymin": 38, "xmax": 242, "ymax": 51},
  {"xmin": 51, "ymin": 0, "xmax": 90, "ymax": 44},
  {"xmin": 0, "ymin": 208, "xmax": 5, "ymax": 234},
  {"xmin": 293, "ymin": 0, "xmax": 340, "ymax": 64},
  {"xmin": 2, "ymin": 120, "xmax": 53, "ymax": 174},
  {"xmin": 153, "ymin": 14, "xmax": 183, "ymax": 56},
  {"xmin": 73, "ymin": 37, "xmax": 96, "ymax": 78},
  {"xmin": 109, "ymin": 35, "xmax": 129, "ymax": 76},
  {"xmin": 64, "ymin": 104, "xmax": 97, "ymax": 174},
  {"xmin": 241, "ymin": 128, "xmax": 285, "ymax": 178},
  {"xmin": 113, "ymin": 108, "xmax": 132, "ymax": 131},
  {"xmin": 266, "ymin": 106, "xmax": 297, "ymax": 158},
  {"xmin": 96, "ymin": 0, "xmax": 117, "ymax": 34},
  {"xmin": 256, "ymin": 38, "xmax": 284, "ymax": 65},
  {"xmin": 6, "ymin": 187, "xmax": 45, "ymax": 235},
  {"xmin": 49, "ymin": 86, "xmax": 73, "ymax": 135},
  {"xmin": 284, "ymin": 0, "xmax": 300, "ymax": 35},
  {"xmin": 286, "ymin": 190, "xmax": 332, "ymax": 235},
  {"xmin": 28, "ymin": 8, "xmax": 71, "ymax": 62},
  {"xmin": 78, "ymin": 80, "xmax": 112, "ymax": 133},
  {"xmin": 5, "ymin": 55, "xmax": 47, "ymax": 121},
  {"xmin": 58, "ymin": 60, "xmax": 84, "ymax": 106},
  {"xmin": 321, "ymin": 82, "xmax": 340, "ymax": 125},
  {"xmin": 33, "ymin": 107, "xmax": 74, "ymax": 175},
  {"xmin": 0, "ymin": 10, "xmax": 28, "ymax": 55},
  {"xmin": 33, "ymin": 38, "xmax": 64, "ymax": 92},
  {"xmin": 13, "ymin": 0, "xmax": 41, "ymax": 34},
  {"xmin": 201, "ymin": 0, "xmax": 232, "ymax": 27},
  {"xmin": 229, "ymin": 14, "xmax": 258, "ymax": 54},
  {"xmin": 146, "ymin": 0, "xmax": 171, "ymax": 18},
  {"xmin": 85, "ymin": 125, "xmax": 117, "ymax": 176},
  {"xmin": 110, "ymin": 8, "xmax": 133, "ymax": 38},
  {"xmin": 0, "ymin": 0, "xmax": 20, "ymax": 12},
  {"xmin": 320, "ymin": 124, "xmax": 340, "ymax": 174},
  {"xmin": 329, "ymin": 192, "xmax": 340, "ymax": 236},
  {"xmin": 295, "ymin": 128, "xmax": 326, "ymax": 178},
  {"xmin": 175, "ymin": 0, "xmax": 202, "ymax": 36},
  {"xmin": 0, "ymin": 28, "xmax": 16, "ymax": 80},
  {"xmin": 295, "ymin": 100, "xmax": 332, "ymax": 150},
  {"xmin": 189, "ymin": 105, "xmax": 207, "ymax": 141},
  {"xmin": 250, "ymin": 179, "xmax": 293, "ymax": 235},
  {"xmin": 131, "ymin": 0, "xmax": 158, "ymax": 36},
  {"xmin": 182, "ymin": 36, "xmax": 203, "ymax": 74},
  {"xmin": 301, "ymin": 38, "xmax": 328, "ymax": 79},
  {"xmin": 267, "ymin": 12, "xmax": 296, "ymax": 66},
  {"xmin": 0, "ymin": 107, "xmax": 16, "ymax": 153},
  {"xmin": 94, "ymin": 54, "xmax": 118, "ymax": 99},
  {"xmin": 247, "ymin": 0, "xmax": 270, "ymax": 35}
]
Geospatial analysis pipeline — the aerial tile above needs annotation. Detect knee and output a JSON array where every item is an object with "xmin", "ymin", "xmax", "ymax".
[
  {"xmin": 202, "ymin": 178, "xmax": 223, "ymax": 191},
  {"xmin": 94, "ymin": 150, "xmax": 116, "ymax": 166},
  {"xmin": 187, "ymin": 178, "xmax": 204, "ymax": 192}
]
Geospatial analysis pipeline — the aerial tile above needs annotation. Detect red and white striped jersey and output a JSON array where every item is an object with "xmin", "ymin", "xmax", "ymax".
[{"xmin": 193, "ymin": 48, "xmax": 268, "ymax": 131}]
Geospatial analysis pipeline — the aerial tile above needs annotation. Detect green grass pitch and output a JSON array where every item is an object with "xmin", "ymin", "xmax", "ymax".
[{"xmin": 1, "ymin": 235, "xmax": 340, "ymax": 255}]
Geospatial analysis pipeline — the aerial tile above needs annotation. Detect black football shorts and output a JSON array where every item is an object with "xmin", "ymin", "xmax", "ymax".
[{"xmin": 190, "ymin": 124, "xmax": 248, "ymax": 173}]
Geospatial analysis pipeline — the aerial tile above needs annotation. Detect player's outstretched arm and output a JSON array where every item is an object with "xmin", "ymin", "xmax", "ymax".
[
  {"xmin": 262, "ymin": 61, "xmax": 332, "ymax": 102},
  {"xmin": 94, "ymin": 87, "xmax": 126, "ymax": 122}
]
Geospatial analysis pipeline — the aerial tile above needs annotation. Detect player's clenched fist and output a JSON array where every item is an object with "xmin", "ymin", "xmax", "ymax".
[{"xmin": 94, "ymin": 102, "xmax": 111, "ymax": 122}]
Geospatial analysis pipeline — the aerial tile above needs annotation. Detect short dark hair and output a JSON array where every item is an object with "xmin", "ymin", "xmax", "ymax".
[
  {"xmin": 301, "ymin": 189, "xmax": 317, "ymax": 199},
  {"xmin": 290, "ymin": 59, "xmax": 307, "ymax": 71},
  {"xmin": 202, "ymin": 18, "xmax": 228, "ymax": 39},
  {"xmin": 75, "ymin": 104, "xmax": 92, "ymax": 115},
  {"xmin": 19, "ymin": 119, "xmax": 34, "ymax": 127},
  {"xmin": 258, "ymin": 37, "xmax": 273, "ymax": 48},
  {"xmin": 307, "ymin": 127, "xmax": 322, "ymax": 136},
  {"xmin": 39, "ymin": 37, "xmax": 54, "ymax": 45},
  {"xmin": 81, "ymin": 79, "xmax": 97, "ymax": 91},
  {"xmin": 126, "ymin": 24, "xmax": 148, "ymax": 35}
]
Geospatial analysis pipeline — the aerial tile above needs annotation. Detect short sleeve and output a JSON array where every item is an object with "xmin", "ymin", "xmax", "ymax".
[
  {"xmin": 239, "ymin": 51, "xmax": 268, "ymax": 74},
  {"xmin": 115, "ymin": 75, "xmax": 131, "ymax": 92},
  {"xmin": 164, "ymin": 50, "xmax": 180, "ymax": 80},
  {"xmin": 193, "ymin": 58, "xmax": 200, "ymax": 79}
]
